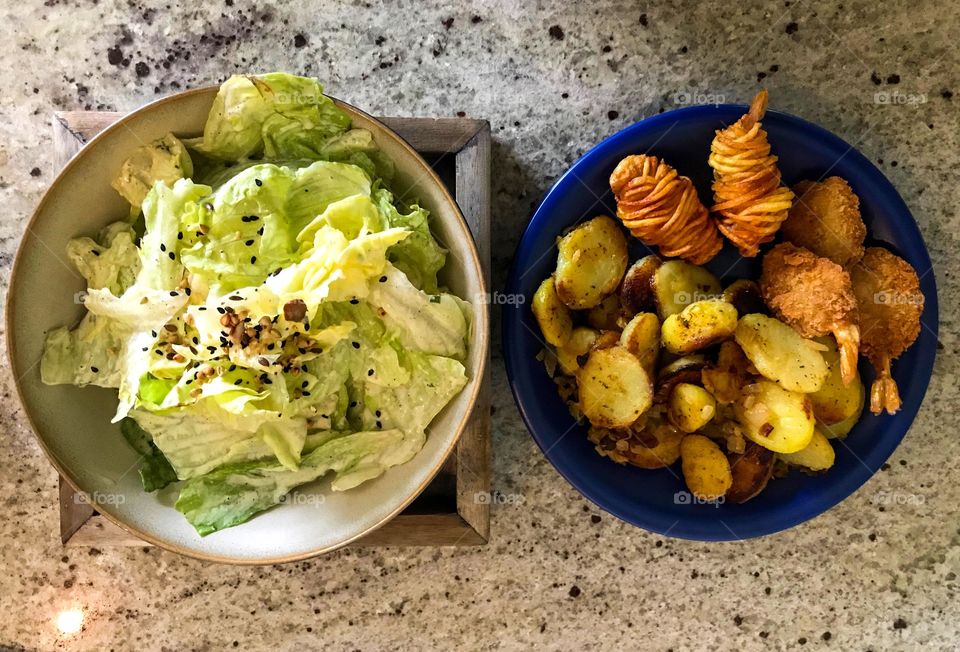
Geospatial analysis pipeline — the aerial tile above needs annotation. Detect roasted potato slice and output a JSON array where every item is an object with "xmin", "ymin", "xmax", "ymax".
[
  {"xmin": 620, "ymin": 255, "xmax": 661, "ymax": 315},
  {"xmin": 555, "ymin": 216, "xmax": 629, "ymax": 309},
  {"xmin": 779, "ymin": 429, "xmax": 835, "ymax": 471},
  {"xmin": 668, "ymin": 383, "xmax": 717, "ymax": 433},
  {"xmin": 734, "ymin": 314, "xmax": 828, "ymax": 394},
  {"xmin": 556, "ymin": 327, "xmax": 599, "ymax": 376},
  {"xmin": 734, "ymin": 381, "xmax": 815, "ymax": 454},
  {"xmin": 702, "ymin": 340, "xmax": 752, "ymax": 405},
  {"xmin": 577, "ymin": 346, "xmax": 653, "ymax": 428},
  {"xmin": 588, "ymin": 420, "xmax": 684, "ymax": 469},
  {"xmin": 619, "ymin": 312, "xmax": 660, "ymax": 373},
  {"xmin": 726, "ymin": 441, "xmax": 775, "ymax": 503},
  {"xmin": 661, "ymin": 299, "xmax": 738, "ymax": 355},
  {"xmin": 592, "ymin": 329, "xmax": 622, "ymax": 351},
  {"xmin": 587, "ymin": 293, "xmax": 623, "ymax": 330},
  {"xmin": 532, "ymin": 275, "xmax": 573, "ymax": 347},
  {"xmin": 653, "ymin": 260, "xmax": 722, "ymax": 319},
  {"xmin": 655, "ymin": 355, "xmax": 706, "ymax": 403},
  {"xmin": 680, "ymin": 434, "xmax": 733, "ymax": 501},
  {"xmin": 809, "ymin": 336, "xmax": 865, "ymax": 425},
  {"xmin": 722, "ymin": 279, "xmax": 768, "ymax": 316},
  {"xmin": 819, "ymin": 388, "xmax": 864, "ymax": 439}
]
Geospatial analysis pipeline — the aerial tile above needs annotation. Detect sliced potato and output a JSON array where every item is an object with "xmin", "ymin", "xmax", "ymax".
[
  {"xmin": 661, "ymin": 299, "xmax": 738, "ymax": 355},
  {"xmin": 655, "ymin": 355, "xmax": 706, "ymax": 403},
  {"xmin": 734, "ymin": 314, "xmax": 828, "ymax": 394},
  {"xmin": 619, "ymin": 312, "xmax": 660, "ymax": 373},
  {"xmin": 592, "ymin": 329, "xmax": 622, "ymax": 351},
  {"xmin": 587, "ymin": 294, "xmax": 622, "ymax": 330},
  {"xmin": 653, "ymin": 260, "xmax": 722, "ymax": 319},
  {"xmin": 820, "ymin": 386, "xmax": 864, "ymax": 439},
  {"xmin": 588, "ymin": 420, "xmax": 684, "ymax": 469},
  {"xmin": 532, "ymin": 276, "xmax": 573, "ymax": 347},
  {"xmin": 577, "ymin": 346, "xmax": 653, "ymax": 428},
  {"xmin": 680, "ymin": 434, "xmax": 732, "ymax": 501},
  {"xmin": 668, "ymin": 383, "xmax": 717, "ymax": 433},
  {"xmin": 702, "ymin": 340, "xmax": 752, "ymax": 405},
  {"xmin": 556, "ymin": 327, "xmax": 599, "ymax": 375},
  {"xmin": 809, "ymin": 336, "xmax": 865, "ymax": 425},
  {"xmin": 726, "ymin": 441, "xmax": 775, "ymax": 503},
  {"xmin": 620, "ymin": 255, "xmax": 661, "ymax": 316},
  {"xmin": 722, "ymin": 279, "xmax": 768, "ymax": 316},
  {"xmin": 779, "ymin": 429, "xmax": 835, "ymax": 471},
  {"xmin": 734, "ymin": 381, "xmax": 815, "ymax": 454},
  {"xmin": 555, "ymin": 216, "xmax": 629, "ymax": 309}
]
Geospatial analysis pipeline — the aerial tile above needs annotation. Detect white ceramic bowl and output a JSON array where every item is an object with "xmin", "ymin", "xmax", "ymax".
[{"xmin": 7, "ymin": 87, "xmax": 488, "ymax": 563}]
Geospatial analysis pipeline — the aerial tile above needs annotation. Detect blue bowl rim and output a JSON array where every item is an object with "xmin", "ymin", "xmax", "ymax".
[{"xmin": 502, "ymin": 101, "xmax": 939, "ymax": 541}]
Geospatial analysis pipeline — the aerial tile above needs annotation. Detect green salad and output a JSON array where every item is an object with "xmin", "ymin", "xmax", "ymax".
[{"xmin": 41, "ymin": 73, "xmax": 471, "ymax": 535}]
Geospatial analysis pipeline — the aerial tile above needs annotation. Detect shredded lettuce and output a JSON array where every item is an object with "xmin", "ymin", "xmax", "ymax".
[{"xmin": 41, "ymin": 72, "xmax": 471, "ymax": 536}]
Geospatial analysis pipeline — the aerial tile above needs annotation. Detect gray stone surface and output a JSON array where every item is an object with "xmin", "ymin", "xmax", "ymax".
[{"xmin": 1, "ymin": 0, "xmax": 957, "ymax": 650}]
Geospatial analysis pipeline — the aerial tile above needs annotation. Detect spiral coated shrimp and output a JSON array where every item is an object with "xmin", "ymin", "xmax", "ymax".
[
  {"xmin": 610, "ymin": 154, "xmax": 722, "ymax": 265},
  {"xmin": 709, "ymin": 90, "xmax": 795, "ymax": 257}
]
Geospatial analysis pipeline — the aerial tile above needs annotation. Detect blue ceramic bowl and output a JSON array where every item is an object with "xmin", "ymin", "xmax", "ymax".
[{"xmin": 503, "ymin": 103, "xmax": 939, "ymax": 540}]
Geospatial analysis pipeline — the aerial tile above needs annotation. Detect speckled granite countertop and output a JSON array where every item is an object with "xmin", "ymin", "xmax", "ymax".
[{"xmin": 1, "ymin": 0, "xmax": 957, "ymax": 650}]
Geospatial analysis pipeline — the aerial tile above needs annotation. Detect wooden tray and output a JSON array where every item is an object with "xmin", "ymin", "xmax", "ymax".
[{"xmin": 53, "ymin": 111, "xmax": 491, "ymax": 549}]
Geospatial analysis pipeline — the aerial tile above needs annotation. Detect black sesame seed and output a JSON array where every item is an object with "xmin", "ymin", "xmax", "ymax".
[
  {"xmin": 250, "ymin": 256, "xmax": 257, "ymax": 264},
  {"xmin": 185, "ymin": 379, "xmax": 193, "ymax": 385},
  {"xmin": 245, "ymin": 240, "xmax": 254, "ymax": 246},
  {"xmin": 217, "ymin": 307, "xmax": 226, "ymax": 314},
  {"xmin": 184, "ymin": 288, "xmax": 191, "ymax": 296},
  {"xmin": 255, "ymin": 179, "xmax": 262, "ymax": 187},
  {"xmin": 302, "ymin": 391, "xmax": 311, "ymax": 397},
  {"xmin": 349, "ymin": 298, "xmax": 359, "ymax": 305},
  {"xmin": 301, "ymin": 381, "xmax": 309, "ymax": 388},
  {"xmin": 151, "ymin": 330, "xmax": 158, "ymax": 338},
  {"xmin": 367, "ymin": 369, "xmax": 374, "ymax": 376},
  {"xmin": 177, "ymin": 232, "xmax": 183, "ymax": 240},
  {"xmin": 229, "ymin": 295, "xmax": 242, "ymax": 301},
  {"xmin": 90, "ymin": 366, "xmax": 99, "ymax": 373},
  {"xmin": 169, "ymin": 290, "xmax": 178, "ymax": 296},
  {"xmin": 375, "ymin": 410, "xmax": 381, "ymax": 417},
  {"xmin": 376, "ymin": 420, "xmax": 382, "ymax": 428},
  {"xmin": 160, "ymin": 243, "xmax": 166, "ymax": 252},
  {"xmin": 352, "ymin": 341, "xmax": 360, "ymax": 349},
  {"xmin": 198, "ymin": 306, "xmax": 207, "ymax": 311},
  {"xmin": 91, "ymin": 250, "xmax": 100, "ymax": 257},
  {"xmin": 168, "ymin": 252, "xmax": 176, "ymax": 260},
  {"xmin": 141, "ymin": 347, "xmax": 148, "ymax": 352},
  {"xmin": 228, "ymin": 364, "xmax": 237, "ymax": 372},
  {"xmin": 257, "ymin": 226, "xmax": 264, "ymax": 236},
  {"xmin": 379, "ymin": 275, "xmax": 387, "ymax": 283},
  {"xmin": 350, "ymin": 401, "xmax": 358, "ymax": 408},
  {"xmin": 234, "ymin": 379, "xmax": 242, "ymax": 385}
]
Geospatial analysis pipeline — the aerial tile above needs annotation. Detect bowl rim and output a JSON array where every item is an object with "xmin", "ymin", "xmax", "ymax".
[
  {"xmin": 502, "ymin": 101, "xmax": 939, "ymax": 541},
  {"xmin": 7, "ymin": 84, "xmax": 489, "ymax": 564}
]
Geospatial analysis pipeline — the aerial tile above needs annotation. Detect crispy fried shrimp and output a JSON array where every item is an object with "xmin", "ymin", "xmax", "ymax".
[
  {"xmin": 781, "ymin": 177, "xmax": 866, "ymax": 266},
  {"xmin": 760, "ymin": 243, "xmax": 860, "ymax": 385},
  {"xmin": 850, "ymin": 247, "xmax": 924, "ymax": 415}
]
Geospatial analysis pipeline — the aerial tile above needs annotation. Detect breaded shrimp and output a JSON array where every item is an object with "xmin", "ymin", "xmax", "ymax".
[
  {"xmin": 760, "ymin": 243, "xmax": 860, "ymax": 385},
  {"xmin": 781, "ymin": 177, "xmax": 866, "ymax": 266},
  {"xmin": 850, "ymin": 247, "xmax": 924, "ymax": 415}
]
